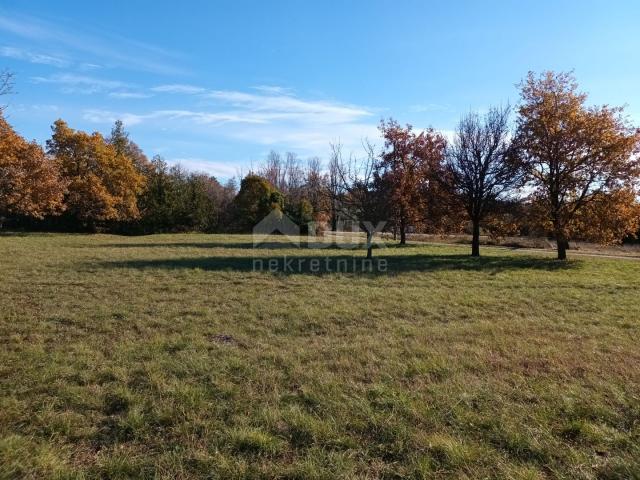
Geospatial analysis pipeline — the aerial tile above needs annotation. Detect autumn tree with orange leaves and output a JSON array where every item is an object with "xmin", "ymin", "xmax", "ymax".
[
  {"xmin": 378, "ymin": 120, "xmax": 446, "ymax": 244},
  {"xmin": 514, "ymin": 71, "xmax": 640, "ymax": 260},
  {"xmin": 0, "ymin": 115, "xmax": 65, "ymax": 228},
  {"xmin": 47, "ymin": 119, "xmax": 145, "ymax": 230}
]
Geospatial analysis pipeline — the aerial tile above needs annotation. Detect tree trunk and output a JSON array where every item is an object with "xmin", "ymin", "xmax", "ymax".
[
  {"xmin": 557, "ymin": 238, "xmax": 569, "ymax": 260},
  {"xmin": 399, "ymin": 227, "xmax": 406, "ymax": 245},
  {"xmin": 366, "ymin": 231, "xmax": 373, "ymax": 259},
  {"xmin": 556, "ymin": 236, "xmax": 568, "ymax": 260},
  {"xmin": 86, "ymin": 219, "xmax": 98, "ymax": 233},
  {"xmin": 471, "ymin": 219, "xmax": 480, "ymax": 257}
]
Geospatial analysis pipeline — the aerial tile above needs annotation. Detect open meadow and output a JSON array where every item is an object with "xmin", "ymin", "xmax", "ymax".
[{"xmin": 1, "ymin": 233, "xmax": 640, "ymax": 479}]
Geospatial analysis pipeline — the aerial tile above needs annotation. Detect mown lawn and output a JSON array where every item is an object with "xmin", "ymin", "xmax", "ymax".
[{"xmin": 1, "ymin": 233, "xmax": 639, "ymax": 479}]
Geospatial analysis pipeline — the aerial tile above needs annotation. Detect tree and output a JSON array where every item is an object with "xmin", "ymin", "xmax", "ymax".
[
  {"xmin": 137, "ymin": 155, "xmax": 173, "ymax": 231},
  {"xmin": 0, "ymin": 70, "xmax": 13, "ymax": 112},
  {"xmin": 47, "ymin": 119, "xmax": 145, "ymax": 230},
  {"xmin": 378, "ymin": 120, "xmax": 447, "ymax": 245},
  {"xmin": 326, "ymin": 152, "xmax": 343, "ymax": 231},
  {"xmin": 136, "ymin": 157, "xmax": 236, "ymax": 233},
  {"xmin": 107, "ymin": 120, "xmax": 152, "ymax": 174},
  {"xmin": 514, "ymin": 71, "xmax": 640, "ymax": 260},
  {"xmin": 562, "ymin": 187, "xmax": 640, "ymax": 245},
  {"xmin": 304, "ymin": 156, "xmax": 325, "ymax": 215},
  {"xmin": 0, "ymin": 115, "xmax": 65, "ymax": 228},
  {"xmin": 444, "ymin": 106, "xmax": 525, "ymax": 256},
  {"xmin": 330, "ymin": 142, "xmax": 387, "ymax": 258},
  {"xmin": 231, "ymin": 174, "xmax": 283, "ymax": 232},
  {"xmin": 261, "ymin": 151, "xmax": 286, "ymax": 192},
  {"xmin": 180, "ymin": 172, "xmax": 224, "ymax": 231},
  {"xmin": 289, "ymin": 198, "xmax": 313, "ymax": 233},
  {"xmin": 258, "ymin": 150, "xmax": 331, "ymax": 233},
  {"xmin": 217, "ymin": 178, "xmax": 238, "ymax": 229}
]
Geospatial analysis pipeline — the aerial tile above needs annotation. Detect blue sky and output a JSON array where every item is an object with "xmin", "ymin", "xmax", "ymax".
[{"xmin": 1, "ymin": 1, "xmax": 639, "ymax": 180}]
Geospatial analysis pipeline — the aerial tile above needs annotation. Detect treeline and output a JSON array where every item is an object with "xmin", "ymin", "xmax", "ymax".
[
  {"xmin": 0, "ymin": 118, "xmax": 235, "ymax": 234},
  {"xmin": 1, "ymin": 70, "xmax": 640, "ymax": 259}
]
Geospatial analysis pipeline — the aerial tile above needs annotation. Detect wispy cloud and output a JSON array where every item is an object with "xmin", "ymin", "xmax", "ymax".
[
  {"xmin": 0, "ymin": 15, "xmax": 48, "ymax": 38},
  {"xmin": 108, "ymin": 91, "xmax": 153, "ymax": 99},
  {"xmin": 79, "ymin": 63, "xmax": 103, "ymax": 71},
  {"xmin": 83, "ymin": 88, "xmax": 375, "ymax": 128},
  {"xmin": 252, "ymin": 85, "xmax": 294, "ymax": 95},
  {"xmin": 0, "ymin": 45, "xmax": 69, "ymax": 67},
  {"xmin": 147, "ymin": 83, "xmax": 370, "ymax": 124},
  {"xmin": 82, "ymin": 109, "xmax": 147, "ymax": 126},
  {"xmin": 168, "ymin": 158, "xmax": 241, "ymax": 178},
  {"xmin": 31, "ymin": 74, "xmax": 129, "ymax": 94},
  {"xmin": 224, "ymin": 122, "xmax": 380, "ymax": 151},
  {"xmin": 204, "ymin": 89, "xmax": 372, "ymax": 124},
  {"xmin": 81, "ymin": 87, "xmax": 380, "ymax": 155},
  {"xmin": 12, "ymin": 103, "xmax": 60, "ymax": 113},
  {"xmin": 0, "ymin": 11, "xmax": 185, "ymax": 75},
  {"xmin": 151, "ymin": 84, "xmax": 206, "ymax": 94},
  {"xmin": 82, "ymin": 108, "xmax": 268, "ymax": 127}
]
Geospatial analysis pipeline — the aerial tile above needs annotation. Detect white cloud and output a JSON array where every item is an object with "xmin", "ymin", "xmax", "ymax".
[
  {"xmin": 151, "ymin": 84, "xmax": 206, "ymax": 94},
  {"xmin": 217, "ymin": 120, "xmax": 380, "ymax": 151},
  {"xmin": 82, "ymin": 88, "xmax": 382, "ymax": 157},
  {"xmin": 11, "ymin": 103, "xmax": 60, "ymax": 113},
  {"xmin": 440, "ymin": 129, "xmax": 456, "ymax": 143},
  {"xmin": 147, "ymin": 83, "xmax": 373, "ymax": 124},
  {"xmin": 82, "ymin": 109, "xmax": 147, "ymax": 126},
  {"xmin": 0, "ymin": 12, "xmax": 185, "ymax": 75},
  {"xmin": 410, "ymin": 127, "xmax": 456, "ymax": 144},
  {"xmin": 82, "ymin": 108, "xmax": 271, "ymax": 127},
  {"xmin": 204, "ymin": 89, "xmax": 373, "ymax": 124},
  {"xmin": 252, "ymin": 85, "xmax": 294, "ymax": 95},
  {"xmin": 31, "ymin": 73, "xmax": 129, "ymax": 94},
  {"xmin": 168, "ymin": 158, "xmax": 241, "ymax": 178},
  {"xmin": 209, "ymin": 89, "xmax": 369, "ymax": 114},
  {"xmin": 79, "ymin": 63, "xmax": 102, "ymax": 70},
  {"xmin": 0, "ymin": 45, "xmax": 69, "ymax": 67},
  {"xmin": 109, "ymin": 91, "xmax": 153, "ymax": 99},
  {"xmin": 0, "ymin": 15, "xmax": 48, "ymax": 39}
]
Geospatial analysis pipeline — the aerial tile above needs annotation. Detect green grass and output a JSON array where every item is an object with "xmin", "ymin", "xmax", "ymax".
[{"xmin": 1, "ymin": 233, "xmax": 639, "ymax": 479}]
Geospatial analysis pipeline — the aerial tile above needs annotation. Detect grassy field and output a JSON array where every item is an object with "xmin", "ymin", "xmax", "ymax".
[{"xmin": 1, "ymin": 233, "xmax": 639, "ymax": 479}]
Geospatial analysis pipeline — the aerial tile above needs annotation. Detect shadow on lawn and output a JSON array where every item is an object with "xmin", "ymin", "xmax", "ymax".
[
  {"xmin": 104, "ymin": 241, "xmax": 371, "ymax": 250},
  {"xmin": 99, "ymin": 252, "xmax": 577, "ymax": 275}
]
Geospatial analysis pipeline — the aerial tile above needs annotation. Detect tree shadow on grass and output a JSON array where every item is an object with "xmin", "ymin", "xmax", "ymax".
[
  {"xmin": 103, "ymin": 241, "xmax": 365, "ymax": 250},
  {"xmin": 98, "ymin": 252, "xmax": 578, "ymax": 276},
  {"xmin": 0, "ymin": 231, "xmax": 51, "ymax": 237}
]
